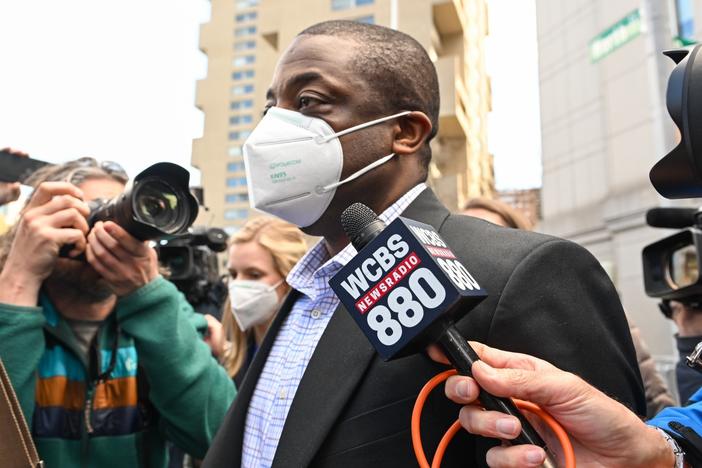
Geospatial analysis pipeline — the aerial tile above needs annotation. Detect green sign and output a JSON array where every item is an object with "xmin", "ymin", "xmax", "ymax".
[
  {"xmin": 673, "ymin": 35, "xmax": 698, "ymax": 47},
  {"xmin": 590, "ymin": 9, "xmax": 642, "ymax": 63}
]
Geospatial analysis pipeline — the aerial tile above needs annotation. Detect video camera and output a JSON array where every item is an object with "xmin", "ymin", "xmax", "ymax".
[
  {"xmin": 643, "ymin": 45, "xmax": 702, "ymax": 309},
  {"xmin": 157, "ymin": 226, "xmax": 229, "ymax": 317}
]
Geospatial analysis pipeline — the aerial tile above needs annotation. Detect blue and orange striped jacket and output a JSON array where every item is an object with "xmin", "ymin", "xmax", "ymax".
[
  {"xmin": 0, "ymin": 276, "xmax": 236, "ymax": 468},
  {"xmin": 35, "ymin": 295, "xmax": 154, "ymax": 441}
]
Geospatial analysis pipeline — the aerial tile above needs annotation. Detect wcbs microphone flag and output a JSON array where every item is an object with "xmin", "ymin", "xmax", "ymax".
[{"xmin": 329, "ymin": 217, "xmax": 487, "ymax": 360}]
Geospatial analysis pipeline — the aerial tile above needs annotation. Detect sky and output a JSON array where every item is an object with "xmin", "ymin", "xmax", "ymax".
[{"xmin": 0, "ymin": 0, "xmax": 541, "ymax": 191}]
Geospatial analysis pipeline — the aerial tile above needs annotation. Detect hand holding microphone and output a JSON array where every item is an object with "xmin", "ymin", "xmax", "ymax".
[
  {"xmin": 429, "ymin": 341, "xmax": 676, "ymax": 468},
  {"xmin": 329, "ymin": 203, "xmax": 558, "ymax": 467}
]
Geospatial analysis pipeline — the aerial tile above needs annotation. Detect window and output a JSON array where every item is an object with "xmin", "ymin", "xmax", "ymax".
[
  {"xmin": 229, "ymin": 130, "xmax": 252, "ymax": 141},
  {"xmin": 228, "ymin": 146, "xmax": 243, "ymax": 157},
  {"xmin": 226, "ymin": 177, "xmax": 248, "ymax": 187},
  {"xmin": 231, "ymin": 84, "xmax": 254, "ymax": 95},
  {"xmin": 676, "ymin": 0, "xmax": 695, "ymax": 41},
  {"xmin": 226, "ymin": 193, "xmax": 249, "ymax": 203},
  {"xmin": 235, "ymin": 0, "xmax": 259, "ymax": 8},
  {"xmin": 235, "ymin": 11, "xmax": 257, "ymax": 22},
  {"xmin": 234, "ymin": 40, "xmax": 256, "ymax": 51},
  {"xmin": 224, "ymin": 209, "xmax": 249, "ymax": 220},
  {"xmin": 233, "ymin": 55, "xmax": 256, "ymax": 66},
  {"xmin": 355, "ymin": 15, "xmax": 374, "ymax": 24},
  {"xmin": 230, "ymin": 115, "xmax": 253, "ymax": 125},
  {"xmin": 332, "ymin": 0, "xmax": 373, "ymax": 10},
  {"xmin": 234, "ymin": 25, "xmax": 257, "ymax": 36},
  {"xmin": 231, "ymin": 99, "xmax": 254, "ymax": 110},
  {"xmin": 232, "ymin": 69, "xmax": 255, "ymax": 80},
  {"xmin": 227, "ymin": 162, "xmax": 246, "ymax": 172}
]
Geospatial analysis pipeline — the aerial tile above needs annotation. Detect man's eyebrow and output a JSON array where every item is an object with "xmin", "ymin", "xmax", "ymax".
[
  {"xmin": 266, "ymin": 71, "xmax": 336, "ymax": 101},
  {"xmin": 285, "ymin": 71, "xmax": 325, "ymax": 90}
]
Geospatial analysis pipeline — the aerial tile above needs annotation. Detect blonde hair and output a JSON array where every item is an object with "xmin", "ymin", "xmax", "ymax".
[
  {"xmin": 221, "ymin": 217, "xmax": 308, "ymax": 378},
  {"xmin": 462, "ymin": 197, "xmax": 533, "ymax": 231}
]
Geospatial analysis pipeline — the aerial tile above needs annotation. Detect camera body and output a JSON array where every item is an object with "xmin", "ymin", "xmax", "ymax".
[{"xmin": 157, "ymin": 226, "xmax": 229, "ymax": 317}]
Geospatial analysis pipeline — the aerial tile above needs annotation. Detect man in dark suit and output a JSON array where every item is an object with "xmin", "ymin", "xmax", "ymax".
[{"xmin": 204, "ymin": 20, "xmax": 645, "ymax": 467}]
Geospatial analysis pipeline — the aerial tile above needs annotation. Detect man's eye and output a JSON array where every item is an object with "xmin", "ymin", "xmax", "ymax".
[{"xmin": 299, "ymin": 96, "xmax": 317, "ymax": 109}]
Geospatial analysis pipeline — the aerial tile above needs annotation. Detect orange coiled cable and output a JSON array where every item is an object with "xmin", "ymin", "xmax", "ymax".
[{"xmin": 411, "ymin": 369, "xmax": 576, "ymax": 468}]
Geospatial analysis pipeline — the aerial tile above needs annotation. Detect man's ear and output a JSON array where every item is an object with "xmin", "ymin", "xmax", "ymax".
[{"xmin": 391, "ymin": 112, "xmax": 433, "ymax": 156}]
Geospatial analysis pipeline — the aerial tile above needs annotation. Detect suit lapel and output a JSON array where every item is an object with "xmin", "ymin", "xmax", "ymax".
[
  {"xmin": 401, "ymin": 187, "xmax": 451, "ymax": 230},
  {"xmin": 271, "ymin": 301, "xmax": 375, "ymax": 467},
  {"xmin": 270, "ymin": 188, "xmax": 451, "ymax": 467}
]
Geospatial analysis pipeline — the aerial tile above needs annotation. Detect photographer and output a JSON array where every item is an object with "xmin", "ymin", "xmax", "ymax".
[
  {"xmin": 0, "ymin": 159, "xmax": 235, "ymax": 467},
  {"xmin": 663, "ymin": 299, "xmax": 702, "ymax": 403}
]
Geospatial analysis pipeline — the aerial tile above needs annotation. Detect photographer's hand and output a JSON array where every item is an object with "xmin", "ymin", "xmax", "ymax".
[
  {"xmin": 0, "ymin": 182, "xmax": 90, "ymax": 306},
  {"xmin": 428, "ymin": 341, "xmax": 674, "ymax": 468},
  {"xmin": 85, "ymin": 221, "xmax": 158, "ymax": 296},
  {"xmin": 203, "ymin": 314, "xmax": 226, "ymax": 358}
]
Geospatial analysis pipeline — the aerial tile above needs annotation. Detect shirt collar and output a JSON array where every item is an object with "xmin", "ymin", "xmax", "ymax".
[{"xmin": 287, "ymin": 183, "xmax": 427, "ymax": 297}]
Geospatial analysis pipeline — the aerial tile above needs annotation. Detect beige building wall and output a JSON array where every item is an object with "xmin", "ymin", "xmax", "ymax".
[
  {"xmin": 535, "ymin": 0, "xmax": 702, "ymax": 365},
  {"xmin": 192, "ymin": 0, "xmax": 493, "ymax": 232}
]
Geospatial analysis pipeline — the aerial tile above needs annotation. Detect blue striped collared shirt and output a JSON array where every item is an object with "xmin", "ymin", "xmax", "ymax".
[{"xmin": 241, "ymin": 183, "xmax": 427, "ymax": 467}]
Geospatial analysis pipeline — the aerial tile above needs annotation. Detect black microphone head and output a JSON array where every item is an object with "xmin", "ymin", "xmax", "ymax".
[
  {"xmin": 646, "ymin": 207, "xmax": 699, "ymax": 229},
  {"xmin": 341, "ymin": 203, "xmax": 386, "ymax": 250}
]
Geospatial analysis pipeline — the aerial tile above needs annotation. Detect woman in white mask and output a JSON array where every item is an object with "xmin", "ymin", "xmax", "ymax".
[{"xmin": 213, "ymin": 217, "xmax": 308, "ymax": 384}]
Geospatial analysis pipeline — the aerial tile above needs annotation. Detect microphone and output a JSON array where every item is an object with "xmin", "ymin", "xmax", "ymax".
[
  {"xmin": 330, "ymin": 203, "xmax": 555, "ymax": 463},
  {"xmin": 646, "ymin": 207, "xmax": 699, "ymax": 228}
]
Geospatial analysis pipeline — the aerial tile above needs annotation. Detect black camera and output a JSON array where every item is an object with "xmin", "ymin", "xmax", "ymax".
[
  {"xmin": 157, "ymin": 226, "xmax": 229, "ymax": 317},
  {"xmin": 88, "ymin": 162, "xmax": 199, "ymax": 240},
  {"xmin": 642, "ymin": 207, "xmax": 702, "ymax": 305},
  {"xmin": 643, "ymin": 45, "xmax": 702, "ymax": 307}
]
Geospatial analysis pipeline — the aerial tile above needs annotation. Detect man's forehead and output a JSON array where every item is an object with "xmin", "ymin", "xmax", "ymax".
[
  {"xmin": 269, "ymin": 35, "xmax": 360, "ymax": 92},
  {"xmin": 280, "ymin": 34, "xmax": 358, "ymax": 65},
  {"xmin": 78, "ymin": 177, "xmax": 125, "ymax": 201}
]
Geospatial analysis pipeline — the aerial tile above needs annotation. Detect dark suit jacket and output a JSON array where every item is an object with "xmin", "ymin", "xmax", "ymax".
[{"xmin": 203, "ymin": 188, "xmax": 645, "ymax": 467}]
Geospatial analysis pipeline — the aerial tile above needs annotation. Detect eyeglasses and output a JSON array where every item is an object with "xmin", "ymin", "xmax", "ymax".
[
  {"xmin": 64, "ymin": 157, "xmax": 129, "ymax": 185},
  {"xmin": 73, "ymin": 157, "xmax": 128, "ymax": 181}
]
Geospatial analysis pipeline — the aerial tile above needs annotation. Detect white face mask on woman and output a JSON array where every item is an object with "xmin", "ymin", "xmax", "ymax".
[
  {"xmin": 243, "ymin": 106, "xmax": 411, "ymax": 227},
  {"xmin": 228, "ymin": 279, "xmax": 284, "ymax": 331}
]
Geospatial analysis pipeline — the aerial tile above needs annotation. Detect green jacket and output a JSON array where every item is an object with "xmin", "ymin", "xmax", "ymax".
[{"xmin": 0, "ymin": 276, "xmax": 236, "ymax": 467}]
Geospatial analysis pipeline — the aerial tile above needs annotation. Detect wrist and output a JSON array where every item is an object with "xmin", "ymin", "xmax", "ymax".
[
  {"xmin": 0, "ymin": 267, "xmax": 42, "ymax": 306},
  {"xmin": 640, "ymin": 426, "xmax": 678, "ymax": 468}
]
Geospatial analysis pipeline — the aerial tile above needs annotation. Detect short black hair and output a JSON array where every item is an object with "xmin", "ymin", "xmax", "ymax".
[{"xmin": 299, "ymin": 20, "xmax": 440, "ymax": 175}]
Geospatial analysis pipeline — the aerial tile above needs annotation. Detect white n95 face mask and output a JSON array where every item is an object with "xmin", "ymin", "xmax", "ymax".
[
  {"xmin": 228, "ymin": 279, "xmax": 283, "ymax": 332},
  {"xmin": 243, "ymin": 107, "xmax": 411, "ymax": 227}
]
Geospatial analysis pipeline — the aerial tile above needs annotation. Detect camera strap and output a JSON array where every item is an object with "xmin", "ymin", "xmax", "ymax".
[{"xmin": 0, "ymin": 357, "xmax": 43, "ymax": 467}]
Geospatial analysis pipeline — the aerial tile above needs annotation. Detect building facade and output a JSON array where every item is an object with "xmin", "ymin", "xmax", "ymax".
[
  {"xmin": 536, "ymin": 0, "xmax": 702, "ymax": 362},
  {"xmin": 192, "ymin": 0, "xmax": 494, "ymax": 232},
  {"xmin": 498, "ymin": 188, "xmax": 541, "ymax": 227}
]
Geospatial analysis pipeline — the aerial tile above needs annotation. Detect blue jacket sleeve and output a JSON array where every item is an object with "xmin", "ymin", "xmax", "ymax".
[{"xmin": 649, "ymin": 387, "xmax": 702, "ymax": 436}]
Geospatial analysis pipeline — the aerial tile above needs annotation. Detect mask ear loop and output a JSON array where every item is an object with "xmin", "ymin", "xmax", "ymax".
[
  {"xmin": 317, "ymin": 153, "xmax": 396, "ymax": 194},
  {"xmin": 316, "ymin": 110, "xmax": 412, "ymax": 144},
  {"xmin": 313, "ymin": 110, "xmax": 412, "ymax": 194}
]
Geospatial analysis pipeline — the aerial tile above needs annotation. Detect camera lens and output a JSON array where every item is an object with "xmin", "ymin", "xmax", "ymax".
[{"xmin": 133, "ymin": 179, "xmax": 189, "ymax": 234}]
